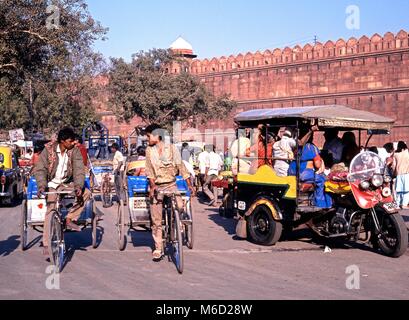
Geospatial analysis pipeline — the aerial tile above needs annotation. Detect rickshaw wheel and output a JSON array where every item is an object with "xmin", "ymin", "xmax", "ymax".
[
  {"xmin": 248, "ymin": 204, "xmax": 283, "ymax": 246},
  {"xmin": 20, "ymin": 199, "xmax": 28, "ymax": 251},
  {"xmin": 48, "ymin": 211, "xmax": 64, "ymax": 274},
  {"xmin": 117, "ymin": 200, "xmax": 126, "ymax": 251},
  {"xmin": 172, "ymin": 209, "xmax": 184, "ymax": 274},
  {"xmin": 91, "ymin": 200, "xmax": 98, "ymax": 249},
  {"xmin": 184, "ymin": 202, "xmax": 194, "ymax": 250}
]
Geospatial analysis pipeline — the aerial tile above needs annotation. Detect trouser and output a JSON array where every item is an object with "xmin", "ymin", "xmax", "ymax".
[
  {"xmin": 114, "ymin": 172, "xmax": 123, "ymax": 203},
  {"xmin": 396, "ymin": 192, "xmax": 409, "ymax": 207},
  {"xmin": 43, "ymin": 183, "xmax": 91, "ymax": 246},
  {"xmin": 203, "ymin": 174, "xmax": 218, "ymax": 202},
  {"xmin": 150, "ymin": 183, "xmax": 184, "ymax": 252}
]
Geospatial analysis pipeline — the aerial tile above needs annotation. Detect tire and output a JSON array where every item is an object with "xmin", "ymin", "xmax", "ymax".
[
  {"xmin": 184, "ymin": 201, "xmax": 194, "ymax": 250},
  {"xmin": 117, "ymin": 200, "xmax": 126, "ymax": 251},
  {"xmin": 102, "ymin": 177, "xmax": 112, "ymax": 208},
  {"xmin": 247, "ymin": 204, "xmax": 283, "ymax": 246},
  {"xmin": 373, "ymin": 210, "xmax": 408, "ymax": 258},
  {"xmin": 48, "ymin": 211, "xmax": 64, "ymax": 273},
  {"xmin": 172, "ymin": 209, "xmax": 184, "ymax": 274},
  {"xmin": 91, "ymin": 200, "xmax": 98, "ymax": 249},
  {"xmin": 20, "ymin": 199, "xmax": 28, "ymax": 251}
]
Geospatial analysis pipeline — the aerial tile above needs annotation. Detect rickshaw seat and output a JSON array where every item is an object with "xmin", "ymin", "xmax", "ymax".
[
  {"xmin": 27, "ymin": 177, "xmax": 92, "ymax": 200},
  {"xmin": 126, "ymin": 176, "xmax": 191, "ymax": 197},
  {"xmin": 127, "ymin": 176, "xmax": 149, "ymax": 196}
]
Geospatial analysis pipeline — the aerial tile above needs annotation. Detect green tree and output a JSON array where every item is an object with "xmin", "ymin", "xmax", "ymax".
[
  {"xmin": 108, "ymin": 49, "xmax": 236, "ymax": 130},
  {"xmin": 0, "ymin": 0, "xmax": 107, "ymax": 132}
]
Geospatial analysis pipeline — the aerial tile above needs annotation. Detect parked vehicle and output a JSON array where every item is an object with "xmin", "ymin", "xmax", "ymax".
[{"xmin": 0, "ymin": 146, "xmax": 24, "ymax": 205}]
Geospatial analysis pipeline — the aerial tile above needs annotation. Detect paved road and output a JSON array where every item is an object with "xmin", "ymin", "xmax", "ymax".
[{"xmin": 0, "ymin": 197, "xmax": 408, "ymax": 300}]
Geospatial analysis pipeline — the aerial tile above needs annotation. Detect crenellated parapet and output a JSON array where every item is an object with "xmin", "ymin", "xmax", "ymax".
[{"xmin": 190, "ymin": 30, "xmax": 409, "ymax": 74}]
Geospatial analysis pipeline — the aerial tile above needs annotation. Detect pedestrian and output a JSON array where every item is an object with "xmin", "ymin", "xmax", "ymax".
[
  {"xmin": 181, "ymin": 142, "xmax": 193, "ymax": 163},
  {"xmin": 111, "ymin": 143, "xmax": 125, "ymax": 204},
  {"xmin": 197, "ymin": 146, "xmax": 210, "ymax": 193},
  {"xmin": 393, "ymin": 141, "xmax": 409, "ymax": 209},
  {"xmin": 203, "ymin": 145, "xmax": 223, "ymax": 207}
]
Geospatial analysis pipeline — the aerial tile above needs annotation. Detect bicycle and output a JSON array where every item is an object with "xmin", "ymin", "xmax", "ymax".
[
  {"xmin": 38, "ymin": 189, "xmax": 96, "ymax": 273},
  {"xmin": 158, "ymin": 190, "xmax": 186, "ymax": 274}
]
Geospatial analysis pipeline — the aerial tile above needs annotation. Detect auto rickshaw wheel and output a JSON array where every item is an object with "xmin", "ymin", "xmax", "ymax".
[{"xmin": 248, "ymin": 204, "xmax": 283, "ymax": 246}]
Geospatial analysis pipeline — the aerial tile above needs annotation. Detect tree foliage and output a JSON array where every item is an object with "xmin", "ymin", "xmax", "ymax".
[
  {"xmin": 108, "ymin": 49, "xmax": 237, "ymax": 130},
  {"xmin": 0, "ymin": 0, "xmax": 107, "ymax": 133}
]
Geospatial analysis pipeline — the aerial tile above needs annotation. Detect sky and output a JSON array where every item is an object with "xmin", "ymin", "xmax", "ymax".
[{"xmin": 86, "ymin": 0, "xmax": 409, "ymax": 61}]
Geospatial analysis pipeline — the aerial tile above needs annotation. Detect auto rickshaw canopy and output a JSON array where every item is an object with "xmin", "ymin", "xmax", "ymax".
[{"xmin": 234, "ymin": 105, "xmax": 395, "ymax": 131}]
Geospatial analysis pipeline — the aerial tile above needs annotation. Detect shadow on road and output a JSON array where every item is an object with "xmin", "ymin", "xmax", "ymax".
[
  {"xmin": 206, "ymin": 207, "xmax": 237, "ymax": 236},
  {"xmin": 62, "ymin": 226, "xmax": 105, "ymax": 271},
  {"xmin": 0, "ymin": 235, "xmax": 20, "ymax": 257},
  {"xmin": 129, "ymin": 229, "xmax": 154, "ymax": 251}
]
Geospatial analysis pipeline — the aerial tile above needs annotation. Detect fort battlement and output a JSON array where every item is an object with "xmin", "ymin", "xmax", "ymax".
[{"xmin": 190, "ymin": 31, "xmax": 409, "ymax": 74}]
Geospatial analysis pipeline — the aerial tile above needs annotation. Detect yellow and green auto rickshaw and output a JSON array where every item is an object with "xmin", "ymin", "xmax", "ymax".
[
  {"xmin": 232, "ymin": 105, "xmax": 407, "ymax": 258},
  {"xmin": 0, "ymin": 145, "xmax": 24, "ymax": 205}
]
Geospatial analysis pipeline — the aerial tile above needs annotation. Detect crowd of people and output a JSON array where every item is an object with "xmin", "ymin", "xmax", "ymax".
[{"xmin": 229, "ymin": 125, "xmax": 409, "ymax": 210}]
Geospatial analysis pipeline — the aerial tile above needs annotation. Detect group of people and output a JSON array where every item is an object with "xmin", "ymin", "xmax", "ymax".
[
  {"xmin": 384, "ymin": 141, "xmax": 409, "ymax": 209},
  {"xmin": 230, "ymin": 124, "xmax": 401, "ymax": 209},
  {"xmin": 33, "ymin": 125, "xmax": 195, "ymax": 262}
]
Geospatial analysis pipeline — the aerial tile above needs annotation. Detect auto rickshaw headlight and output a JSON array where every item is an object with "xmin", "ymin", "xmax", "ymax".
[
  {"xmin": 360, "ymin": 181, "xmax": 370, "ymax": 190},
  {"xmin": 384, "ymin": 176, "xmax": 392, "ymax": 184},
  {"xmin": 382, "ymin": 187, "xmax": 392, "ymax": 198},
  {"xmin": 371, "ymin": 175, "xmax": 384, "ymax": 188}
]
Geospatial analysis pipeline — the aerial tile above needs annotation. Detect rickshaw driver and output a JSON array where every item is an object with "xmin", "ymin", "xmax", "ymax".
[
  {"xmin": 144, "ymin": 124, "xmax": 196, "ymax": 262},
  {"xmin": 34, "ymin": 127, "xmax": 91, "ymax": 256}
]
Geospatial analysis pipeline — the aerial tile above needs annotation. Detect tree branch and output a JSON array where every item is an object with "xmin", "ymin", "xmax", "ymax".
[
  {"xmin": 0, "ymin": 30, "xmax": 49, "ymax": 42},
  {"xmin": 0, "ymin": 63, "xmax": 17, "ymax": 70}
]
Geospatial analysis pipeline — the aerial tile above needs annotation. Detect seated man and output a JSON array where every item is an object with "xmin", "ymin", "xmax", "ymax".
[
  {"xmin": 34, "ymin": 127, "xmax": 91, "ymax": 256},
  {"xmin": 126, "ymin": 146, "xmax": 146, "ymax": 176},
  {"xmin": 273, "ymin": 129, "xmax": 296, "ymax": 177}
]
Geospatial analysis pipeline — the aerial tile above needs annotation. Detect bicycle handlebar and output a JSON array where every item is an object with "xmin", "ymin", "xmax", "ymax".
[
  {"xmin": 157, "ymin": 190, "xmax": 187, "ymax": 197},
  {"xmin": 41, "ymin": 190, "xmax": 75, "ymax": 196}
]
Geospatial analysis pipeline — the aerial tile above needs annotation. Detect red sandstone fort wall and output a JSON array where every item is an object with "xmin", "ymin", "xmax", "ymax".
[
  {"xmin": 99, "ymin": 31, "xmax": 409, "ymax": 146},
  {"xmin": 190, "ymin": 31, "xmax": 409, "ymax": 146}
]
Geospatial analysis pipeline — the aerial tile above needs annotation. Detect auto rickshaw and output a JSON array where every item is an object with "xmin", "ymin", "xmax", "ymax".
[
  {"xmin": 0, "ymin": 145, "xmax": 24, "ymax": 205},
  {"xmin": 233, "ymin": 105, "xmax": 408, "ymax": 258}
]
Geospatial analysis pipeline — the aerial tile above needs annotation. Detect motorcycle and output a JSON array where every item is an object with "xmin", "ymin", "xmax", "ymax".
[{"xmin": 307, "ymin": 151, "xmax": 408, "ymax": 258}]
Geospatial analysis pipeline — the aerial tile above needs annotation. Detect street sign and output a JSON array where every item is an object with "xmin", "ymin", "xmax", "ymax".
[{"xmin": 9, "ymin": 129, "xmax": 25, "ymax": 142}]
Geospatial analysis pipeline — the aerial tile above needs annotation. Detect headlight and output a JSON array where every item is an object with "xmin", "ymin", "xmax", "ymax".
[
  {"xmin": 360, "ymin": 181, "xmax": 370, "ymax": 190},
  {"xmin": 371, "ymin": 175, "xmax": 384, "ymax": 188},
  {"xmin": 384, "ymin": 176, "xmax": 392, "ymax": 184},
  {"xmin": 382, "ymin": 187, "xmax": 392, "ymax": 198}
]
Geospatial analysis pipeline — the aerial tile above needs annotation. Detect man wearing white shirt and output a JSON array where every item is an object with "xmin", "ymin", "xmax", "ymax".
[
  {"xmin": 203, "ymin": 145, "xmax": 223, "ymax": 207},
  {"xmin": 111, "ymin": 143, "xmax": 125, "ymax": 204},
  {"xmin": 197, "ymin": 148, "xmax": 210, "ymax": 191}
]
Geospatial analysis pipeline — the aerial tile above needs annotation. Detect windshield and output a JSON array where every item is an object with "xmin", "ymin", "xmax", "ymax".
[
  {"xmin": 348, "ymin": 151, "xmax": 384, "ymax": 182},
  {"xmin": 0, "ymin": 153, "xmax": 3, "ymax": 164}
]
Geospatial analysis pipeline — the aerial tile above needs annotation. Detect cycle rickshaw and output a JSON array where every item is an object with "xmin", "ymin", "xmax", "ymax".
[
  {"xmin": 20, "ymin": 177, "xmax": 98, "ymax": 272},
  {"xmin": 116, "ymin": 171, "xmax": 194, "ymax": 274}
]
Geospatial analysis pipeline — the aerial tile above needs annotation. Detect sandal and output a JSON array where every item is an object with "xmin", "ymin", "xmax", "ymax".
[{"xmin": 152, "ymin": 250, "xmax": 163, "ymax": 262}]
